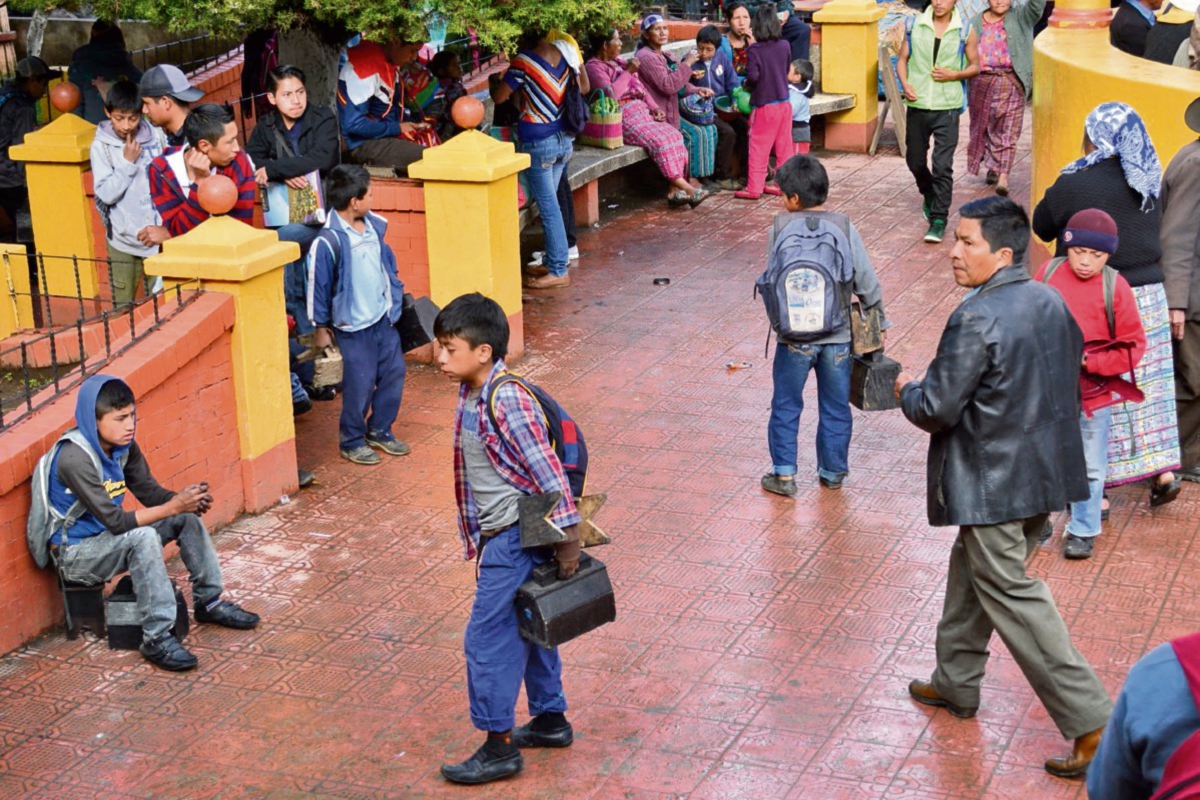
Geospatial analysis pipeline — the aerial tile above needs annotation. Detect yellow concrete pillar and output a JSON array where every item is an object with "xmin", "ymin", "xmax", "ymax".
[
  {"xmin": 814, "ymin": 0, "xmax": 886, "ymax": 153},
  {"xmin": 145, "ymin": 217, "xmax": 301, "ymax": 511},
  {"xmin": 0, "ymin": 244, "xmax": 33, "ymax": 339},
  {"xmin": 408, "ymin": 131, "xmax": 531, "ymax": 357},
  {"xmin": 1047, "ymin": 0, "xmax": 1111, "ymax": 28},
  {"xmin": 9, "ymin": 114, "xmax": 99, "ymax": 298}
]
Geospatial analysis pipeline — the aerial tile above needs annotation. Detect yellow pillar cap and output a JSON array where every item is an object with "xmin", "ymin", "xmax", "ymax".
[
  {"xmin": 10, "ymin": 113, "xmax": 95, "ymax": 163},
  {"xmin": 815, "ymin": 0, "xmax": 886, "ymax": 24},
  {"xmin": 408, "ymin": 130, "xmax": 531, "ymax": 183},
  {"xmin": 145, "ymin": 216, "xmax": 300, "ymax": 281}
]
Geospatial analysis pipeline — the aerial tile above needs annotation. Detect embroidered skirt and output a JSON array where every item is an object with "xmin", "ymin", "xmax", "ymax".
[
  {"xmin": 621, "ymin": 99, "xmax": 689, "ymax": 182},
  {"xmin": 966, "ymin": 70, "xmax": 1025, "ymax": 177},
  {"xmin": 679, "ymin": 118, "xmax": 716, "ymax": 179},
  {"xmin": 1106, "ymin": 282, "xmax": 1182, "ymax": 486}
]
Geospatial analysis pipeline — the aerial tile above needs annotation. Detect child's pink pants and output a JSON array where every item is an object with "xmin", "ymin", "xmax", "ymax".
[{"xmin": 746, "ymin": 101, "xmax": 794, "ymax": 195}]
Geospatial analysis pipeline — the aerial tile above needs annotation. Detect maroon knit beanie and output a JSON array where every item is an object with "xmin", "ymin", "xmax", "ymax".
[{"xmin": 1062, "ymin": 209, "xmax": 1119, "ymax": 255}]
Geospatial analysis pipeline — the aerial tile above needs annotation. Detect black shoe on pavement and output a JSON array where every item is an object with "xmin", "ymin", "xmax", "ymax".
[
  {"xmin": 195, "ymin": 599, "xmax": 260, "ymax": 629},
  {"xmin": 298, "ymin": 469, "xmax": 315, "ymax": 489},
  {"xmin": 305, "ymin": 384, "xmax": 337, "ymax": 401},
  {"xmin": 140, "ymin": 634, "xmax": 198, "ymax": 671},
  {"xmin": 293, "ymin": 395, "xmax": 313, "ymax": 416},
  {"xmin": 1150, "ymin": 476, "xmax": 1182, "ymax": 508},
  {"xmin": 819, "ymin": 475, "xmax": 844, "ymax": 490},
  {"xmin": 1063, "ymin": 534, "xmax": 1095, "ymax": 560},
  {"xmin": 513, "ymin": 715, "xmax": 574, "ymax": 748},
  {"xmin": 1180, "ymin": 467, "xmax": 1200, "ymax": 483},
  {"xmin": 761, "ymin": 473, "xmax": 797, "ymax": 497},
  {"xmin": 441, "ymin": 742, "xmax": 523, "ymax": 785}
]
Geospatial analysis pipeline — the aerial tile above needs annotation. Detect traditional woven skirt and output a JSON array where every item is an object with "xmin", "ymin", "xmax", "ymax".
[
  {"xmin": 678, "ymin": 118, "xmax": 716, "ymax": 179},
  {"xmin": 1106, "ymin": 282, "xmax": 1182, "ymax": 486},
  {"xmin": 621, "ymin": 100, "xmax": 689, "ymax": 182},
  {"xmin": 966, "ymin": 70, "xmax": 1025, "ymax": 177}
]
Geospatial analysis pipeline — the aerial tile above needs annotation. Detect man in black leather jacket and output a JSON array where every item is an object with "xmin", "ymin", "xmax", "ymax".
[{"xmin": 895, "ymin": 196, "xmax": 1113, "ymax": 780}]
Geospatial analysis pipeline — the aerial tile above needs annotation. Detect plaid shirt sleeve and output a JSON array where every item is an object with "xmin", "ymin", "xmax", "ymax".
[{"xmin": 492, "ymin": 382, "xmax": 581, "ymax": 530}]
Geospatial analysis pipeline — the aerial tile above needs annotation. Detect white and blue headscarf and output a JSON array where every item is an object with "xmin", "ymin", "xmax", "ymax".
[{"xmin": 1061, "ymin": 102, "xmax": 1162, "ymax": 211}]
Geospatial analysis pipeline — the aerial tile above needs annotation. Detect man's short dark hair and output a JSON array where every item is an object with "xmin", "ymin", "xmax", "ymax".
[
  {"xmin": 696, "ymin": 25, "xmax": 723, "ymax": 47},
  {"xmin": 95, "ymin": 379, "xmax": 135, "ymax": 418},
  {"xmin": 434, "ymin": 293, "xmax": 509, "ymax": 362},
  {"xmin": 428, "ymin": 50, "xmax": 459, "ymax": 78},
  {"xmin": 182, "ymin": 103, "xmax": 234, "ymax": 148},
  {"xmin": 104, "ymin": 80, "xmax": 141, "ymax": 114},
  {"xmin": 775, "ymin": 155, "xmax": 828, "ymax": 207},
  {"xmin": 266, "ymin": 64, "xmax": 306, "ymax": 93},
  {"xmin": 752, "ymin": 5, "xmax": 782, "ymax": 42},
  {"xmin": 959, "ymin": 196, "xmax": 1030, "ymax": 262},
  {"xmin": 326, "ymin": 164, "xmax": 372, "ymax": 212}
]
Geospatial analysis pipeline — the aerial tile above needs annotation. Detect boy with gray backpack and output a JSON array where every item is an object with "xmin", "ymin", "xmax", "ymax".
[{"xmin": 756, "ymin": 155, "xmax": 889, "ymax": 496}]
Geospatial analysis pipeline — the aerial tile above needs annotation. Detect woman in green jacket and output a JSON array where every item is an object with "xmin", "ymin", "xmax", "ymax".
[{"xmin": 967, "ymin": 0, "xmax": 1046, "ymax": 196}]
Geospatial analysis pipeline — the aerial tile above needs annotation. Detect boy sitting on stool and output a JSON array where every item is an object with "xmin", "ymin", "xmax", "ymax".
[
  {"xmin": 308, "ymin": 164, "xmax": 410, "ymax": 466},
  {"xmin": 435, "ymin": 293, "xmax": 581, "ymax": 785},
  {"xmin": 40, "ymin": 375, "xmax": 259, "ymax": 671}
]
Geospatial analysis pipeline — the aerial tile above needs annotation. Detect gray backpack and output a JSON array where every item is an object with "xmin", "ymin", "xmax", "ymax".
[
  {"xmin": 755, "ymin": 212, "xmax": 855, "ymax": 349},
  {"xmin": 26, "ymin": 429, "xmax": 127, "ymax": 569}
]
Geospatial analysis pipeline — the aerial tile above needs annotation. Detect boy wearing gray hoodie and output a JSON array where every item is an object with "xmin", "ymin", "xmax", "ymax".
[{"xmin": 90, "ymin": 80, "xmax": 167, "ymax": 306}]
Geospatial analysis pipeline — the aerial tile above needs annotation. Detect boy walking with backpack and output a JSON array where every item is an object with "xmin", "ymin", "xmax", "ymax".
[
  {"xmin": 90, "ymin": 80, "xmax": 166, "ymax": 306},
  {"xmin": 307, "ymin": 164, "xmax": 409, "ymax": 465},
  {"xmin": 434, "ymin": 293, "xmax": 582, "ymax": 786},
  {"xmin": 896, "ymin": 0, "xmax": 979, "ymax": 243},
  {"xmin": 759, "ymin": 155, "xmax": 889, "ymax": 496},
  {"xmin": 1034, "ymin": 209, "xmax": 1146, "ymax": 559},
  {"xmin": 28, "ymin": 375, "xmax": 259, "ymax": 671}
]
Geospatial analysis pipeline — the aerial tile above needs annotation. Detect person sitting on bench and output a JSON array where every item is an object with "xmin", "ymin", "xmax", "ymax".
[{"xmin": 37, "ymin": 375, "xmax": 259, "ymax": 671}]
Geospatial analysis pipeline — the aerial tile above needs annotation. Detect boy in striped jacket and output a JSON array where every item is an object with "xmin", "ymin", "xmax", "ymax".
[{"xmin": 147, "ymin": 102, "xmax": 256, "ymax": 237}]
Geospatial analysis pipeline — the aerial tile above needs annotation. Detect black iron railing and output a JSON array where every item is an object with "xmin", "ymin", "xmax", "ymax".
[
  {"xmin": 0, "ymin": 251, "xmax": 203, "ymax": 430},
  {"xmin": 129, "ymin": 34, "xmax": 243, "ymax": 77},
  {"xmin": 433, "ymin": 35, "xmax": 500, "ymax": 80}
]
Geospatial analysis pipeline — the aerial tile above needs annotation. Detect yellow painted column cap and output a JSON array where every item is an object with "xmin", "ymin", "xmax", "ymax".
[
  {"xmin": 814, "ymin": 0, "xmax": 886, "ymax": 24},
  {"xmin": 408, "ymin": 130, "xmax": 531, "ymax": 183},
  {"xmin": 10, "ymin": 113, "xmax": 95, "ymax": 163},
  {"xmin": 145, "ymin": 216, "xmax": 300, "ymax": 282}
]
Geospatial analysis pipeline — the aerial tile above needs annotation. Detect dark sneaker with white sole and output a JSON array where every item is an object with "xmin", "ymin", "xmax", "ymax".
[
  {"xmin": 1062, "ymin": 534, "xmax": 1095, "ymax": 559},
  {"xmin": 140, "ymin": 634, "xmax": 198, "ymax": 671},
  {"xmin": 366, "ymin": 435, "xmax": 411, "ymax": 457},
  {"xmin": 341, "ymin": 445, "xmax": 381, "ymax": 465}
]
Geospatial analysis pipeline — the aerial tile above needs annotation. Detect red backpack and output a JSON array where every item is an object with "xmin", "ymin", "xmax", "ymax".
[{"xmin": 1151, "ymin": 632, "xmax": 1200, "ymax": 800}]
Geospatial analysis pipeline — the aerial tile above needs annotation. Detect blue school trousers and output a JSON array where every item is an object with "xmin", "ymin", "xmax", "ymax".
[
  {"xmin": 466, "ymin": 524, "xmax": 567, "ymax": 732},
  {"xmin": 336, "ymin": 316, "xmax": 406, "ymax": 450}
]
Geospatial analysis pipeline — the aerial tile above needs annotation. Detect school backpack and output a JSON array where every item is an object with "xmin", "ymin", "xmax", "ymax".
[
  {"xmin": 26, "ymin": 428, "xmax": 128, "ymax": 569},
  {"xmin": 1039, "ymin": 256, "xmax": 1117, "ymax": 337},
  {"xmin": 484, "ymin": 371, "xmax": 589, "ymax": 498},
  {"xmin": 1150, "ymin": 631, "xmax": 1200, "ymax": 800},
  {"xmin": 755, "ymin": 212, "xmax": 855, "ymax": 350}
]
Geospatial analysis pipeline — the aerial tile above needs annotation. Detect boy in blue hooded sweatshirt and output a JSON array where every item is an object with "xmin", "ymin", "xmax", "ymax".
[{"xmin": 44, "ymin": 375, "xmax": 259, "ymax": 671}]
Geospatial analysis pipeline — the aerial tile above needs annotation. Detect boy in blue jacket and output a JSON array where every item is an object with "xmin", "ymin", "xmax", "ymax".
[
  {"xmin": 694, "ymin": 24, "xmax": 747, "ymax": 190},
  {"xmin": 42, "ymin": 375, "xmax": 259, "ymax": 671},
  {"xmin": 307, "ymin": 164, "xmax": 410, "ymax": 465}
]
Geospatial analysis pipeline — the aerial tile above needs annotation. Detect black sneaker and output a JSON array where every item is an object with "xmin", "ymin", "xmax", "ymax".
[
  {"xmin": 441, "ymin": 742, "xmax": 523, "ymax": 785},
  {"xmin": 341, "ymin": 445, "xmax": 381, "ymax": 465},
  {"xmin": 298, "ymin": 469, "xmax": 315, "ymax": 489},
  {"xmin": 366, "ymin": 435, "xmax": 411, "ymax": 457},
  {"xmin": 140, "ymin": 634, "xmax": 198, "ymax": 671},
  {"xmin": 1062, "ymin": 534, "xmax": 1095, "ymax": 560},
  {"xmin": 293, "ymin": 395, "xmax": 313, "ymax": 417},
  {"xmin": 195, "ymin": 599, "xmax": 260, "ymax": 629},
  {"xmin": 819, "ymin": 475, "xmax": 845, "ymax": 490},
  {"xmin": 513, "ymin": 715, "xmax": 574, "ymax": 748},
  {"xmin": 305, "ymin": 384, "xmax": 337, "ymax": 402},
  {"xmin": 761, "ymin": 473, "xmax": 797, "ymax": 497}
]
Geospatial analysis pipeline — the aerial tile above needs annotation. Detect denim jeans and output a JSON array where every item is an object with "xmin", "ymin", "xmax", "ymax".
[
  {"xmin": 274, "ymin": 223, "xmax": 322, "ymax": 335},
  {"xmin": 518, "ymin": 133, "xmax": 574, "ymax": 276},
  {"xmin": 57, "ymin": 514, "xmax": 223, "ymax": 642},
  {"xmin": 337, "ymin": 316, "xmax": 406, "ymax": 450},
  {"xmin": 1067, "ymin": 407, "xmax": 1112, "ymax": 538},
  {"xmin": 767, "ymin": 341, "xmax": 854, "ymax": 481}
]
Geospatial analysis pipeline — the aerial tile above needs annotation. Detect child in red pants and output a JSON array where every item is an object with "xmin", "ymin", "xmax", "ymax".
[
  {"xmin": 736, "ymin": 6, "xmax": 794, "ymax": 199},
  {"xmin": 788, "ymin": 59, "xmax": 814, "ymax": 157}
]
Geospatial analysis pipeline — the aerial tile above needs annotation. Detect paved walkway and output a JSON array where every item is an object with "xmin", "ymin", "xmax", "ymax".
[{"xmin": 3, "ymin": 118, "xmax": 1199, "ymax": 799}]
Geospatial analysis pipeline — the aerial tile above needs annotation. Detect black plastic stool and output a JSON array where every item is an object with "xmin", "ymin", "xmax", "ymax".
[{"xmin": 58, "ymin": 576, "xmax": 106, "ymax": 640}]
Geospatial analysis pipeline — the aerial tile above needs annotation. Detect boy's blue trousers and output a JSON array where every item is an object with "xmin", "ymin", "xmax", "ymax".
[
  {"xmin": 336, "ymin": 316, "xmax": 406, "ymax": 450},
  {"xmin": 466, "ymin": 524, "xmax": 567, "ymax": 732}
]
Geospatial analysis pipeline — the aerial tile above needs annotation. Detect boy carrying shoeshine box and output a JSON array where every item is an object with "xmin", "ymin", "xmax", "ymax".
[{"xmin": 434, "ymin": 293, "xmax": 581, "ymax": 786}]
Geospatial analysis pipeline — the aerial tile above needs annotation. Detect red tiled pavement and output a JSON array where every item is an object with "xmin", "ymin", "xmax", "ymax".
[{"xmin": 2, "ymin": 114, "xmax": 1199, "ymax": 799}]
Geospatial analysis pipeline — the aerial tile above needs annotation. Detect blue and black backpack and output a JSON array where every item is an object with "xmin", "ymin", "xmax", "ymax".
[{"xmin": 484, "ymin": 371, "xmax": 589, "ymax": 498}]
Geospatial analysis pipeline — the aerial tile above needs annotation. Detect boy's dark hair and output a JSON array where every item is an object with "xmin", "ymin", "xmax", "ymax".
[
  {"xmin": 104, "ymin": 79, "xmax": 141, "ymax": 114},
  {"xmin": 960, "ymin": 196, "xmax": 1031, "ymax": 262},
  {"xmin": 775, "ymin": 155, "xmax": 828, "ymax": 207},
  {"xmin": 696, "ymin": 25, "xmax": 723, "ymax": 47},
  {"xmin": 790, "ymin": 59, "xmax": 814, "ymax": 83},
  {"xmin": 326, "ymin": 164, "xmax": 372, "ymax": 212},
  {"xmin": 266, "ymin": 64, "xmax": 305, "ymax": 93},
  {"xmin": 95, "ymin": 379, "xmax": 135, "ymax": 418},
  {"xmin": 434, "ymin": 292, "xmax": 509, "ymax": 362},
  {"xmin": 182, "ymin": 102, "xmax": 234, "ymax": 148},
  {"xmin": 428, "ymin": 50, "xmax": 459, "ymax": 78},
  {"xmin": 751, "ymin": 5, "xmax": 782, "ymax": 42}
]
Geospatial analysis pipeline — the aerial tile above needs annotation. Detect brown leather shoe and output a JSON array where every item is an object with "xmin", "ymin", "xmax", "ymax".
[
  {"xmin": 525, "ymin": 265, "xmax": 550, "ymax": 278},
  {"xmin": 524, "ymin": 274, "xmax": 571, "ymax": 290},
  {"xmin": 1044, "ymin": 726, "xmax": 1104, "ymax": 778},
  {"xmin": 908, "ymin": 679, "xmax": 978, "ymax": 718}
]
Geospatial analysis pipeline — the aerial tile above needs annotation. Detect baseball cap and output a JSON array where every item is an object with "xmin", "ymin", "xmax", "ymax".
[
  {"xmin": 15, "ymin": 56, "xmax": 62, "ymax": 80},
  {"xmin": 1187, "ymin": 97, "xmax": 1200, "ymax": 137},
  {"xmin": 139, "ymin": 64, "xmax": 204, "ymax": 103}
]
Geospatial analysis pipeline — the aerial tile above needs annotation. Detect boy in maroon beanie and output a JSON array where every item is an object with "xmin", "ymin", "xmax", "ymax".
[{"xmin": 1035, "ymin": 209, "xmax": 1147, "ymax": 559}]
